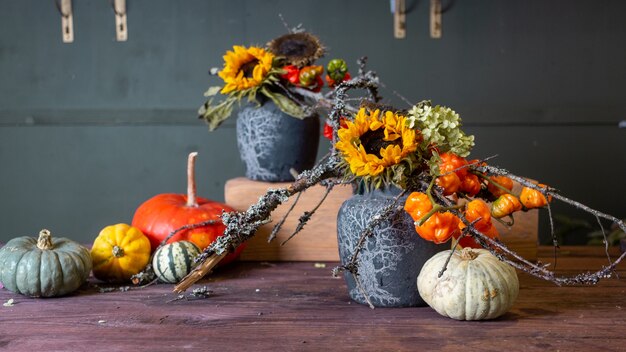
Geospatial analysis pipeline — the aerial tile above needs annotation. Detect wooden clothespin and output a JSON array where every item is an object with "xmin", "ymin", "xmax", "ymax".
[
  {"xmin": 430, "ymin": 0, "xmax": 442, "ymax": 39},
  {"xmin": 391, "ymin": 0, "xmax": 406, "ymax": 39},
  {"xmin": 113, "ymin": 0, "xmax": 128, "ymax": 41},
  {"xmin": 59, "ymin": 0, "xmax": 73, "ymax": 43}
]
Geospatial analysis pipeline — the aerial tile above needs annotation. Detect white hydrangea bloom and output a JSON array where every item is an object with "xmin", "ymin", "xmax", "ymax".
[{"xmin": 406, "ymin": 101, "xmax": 474, "ymax": 157}]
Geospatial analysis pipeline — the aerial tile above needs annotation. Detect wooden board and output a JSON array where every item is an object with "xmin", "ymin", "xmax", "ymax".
[
  {"xmin": 0, "ymin": 247, "xmax": 624, "ymax": 351},
  {"xmin": 225, "ymin": 178, "xmax": 538, "ymax": 262},
  {"xmin": 225, "ymin": 177, "xmax": 352, "ymax": 261}
]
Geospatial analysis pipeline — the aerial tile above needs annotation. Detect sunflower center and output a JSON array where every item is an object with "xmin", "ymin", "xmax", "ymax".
[
  {"xmin": 278, "ymin": 39, "xmax": 315, "ymax": 57},
  {"xmin": 360, "ymin": 129, "xmax": 402, "ymax": 157},
  {"xmin": 240, "ymin": 59, "xmax": 259, "ymax": 78}
]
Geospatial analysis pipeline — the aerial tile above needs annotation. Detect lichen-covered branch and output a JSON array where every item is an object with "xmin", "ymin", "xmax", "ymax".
[
  {"xmin": 131, "ymin": 219, "xmax": 220, "ymax": 286},
  {"xmin": 439, "ymin": 164, "xmax": 626, "ymax": 285},
  {"xmin": 174, "ymin": 156, "xmax": 341, "ymax": 292}
]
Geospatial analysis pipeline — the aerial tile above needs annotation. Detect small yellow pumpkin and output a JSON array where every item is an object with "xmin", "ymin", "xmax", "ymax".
[
  {"xmin": 91, "ymin": 223, "xmax": 151, "ymax": 283},
  {"xmin": 417, "ymin": 248, "xmax": 519, "ymax": 320}
]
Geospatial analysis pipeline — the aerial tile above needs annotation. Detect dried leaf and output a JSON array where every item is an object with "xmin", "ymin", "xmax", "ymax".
[
  {"xmin": 261, "ymin": 87, "xmax": 307, "ymax": 119},
  {"xmin": 204, "ymin": 86, "xmax": 222, "ymax": 97}
]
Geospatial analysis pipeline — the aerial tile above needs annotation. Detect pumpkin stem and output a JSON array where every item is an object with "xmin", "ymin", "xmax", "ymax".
[
  {"xmin": 459, "ymin": 248, "xmax": 478, "ymax": 261},
  {"xmin": 186, "ymin": 152, "xmax": 199, "ymax": 207},
  {"xmin": 112, "ymin": 245, "xmax": 125, "ymax": 258},
  {"xmin": 36, "ymin": 229, "xmax": 54, "ymax": 250}
]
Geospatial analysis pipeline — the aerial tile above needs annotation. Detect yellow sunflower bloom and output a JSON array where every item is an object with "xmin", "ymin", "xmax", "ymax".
[
  {"xmin": 218, "ymin": 46, "xmax": 274, "ymax": 94},
  {"xmin": 336, "ymin": 108, "xmax": 420, "ymax": 180}
]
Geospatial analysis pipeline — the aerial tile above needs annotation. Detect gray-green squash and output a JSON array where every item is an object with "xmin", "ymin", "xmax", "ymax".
[
  {"xmin": 152, "ymin": 241, "xmax": 200, "ymax": 284},
  {"xmin": 417, "ymin": 248, "xmax": 519, "ymax": 320},
  {"xmin": 0, "ymin": 229, "xmax": 92, "ymax": 297}
]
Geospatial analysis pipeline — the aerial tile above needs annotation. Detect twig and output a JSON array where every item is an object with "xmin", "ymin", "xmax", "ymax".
[
  {"xmin": 139, "ymin": 279, "xmax": 159, "ymax": 289},
  {"xmin": 378, "ymin": 80, "xmax": 414, "ymax": 107},
  {"xmin": 596, "ymin": 215, "xmax": 618, "ymax": 278},
  {"xmin": 166, "ymin": 294, "xmax": 186, "ymax": 303},
  {"xmin": 546, "ymin": 202, "xmax": 559, "ymax": 269},
  {"xmin": 353, "ymin": 272, "xmax": 375, "ymax": 309},
  {"xmin": 292, "ymin": 87, "xmax": 360, "ymax": 114},
  {"xmin": 278, "ymin": 13, "xmax": 292, "ymax": 33},
  {"xmin": 455, "ymin": 164, "xmax": 626, "ymax": 285},
  {"xmin": 438, "ymin": 219, "xmax": 481, "ymax": 278},
  {"xmin": 281, "ymin": 183, "xmax": 335, "ymax": 246},
  {"xmin": 477, "ymin": 164, "xmax": 626, "ymax": 236},
  {"xmin": 268, "ymin": 191, "xmax": 302, "ymax": 243},
  {"xmin": 174, "ymin": 253, "xmax": 227, "ymax": 293},
  {"xmin": 159, "ymin": 220, "xmax": 220, "ymax": 248},
  {"xmin": 335, "ymin": 190, "xmax": 408, "ymax": 277}
]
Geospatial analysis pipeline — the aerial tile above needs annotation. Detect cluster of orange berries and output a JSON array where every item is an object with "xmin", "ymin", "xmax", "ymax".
[{"xmin": 404, "ymin": 152, "xmax": 552, "ymax": 248}]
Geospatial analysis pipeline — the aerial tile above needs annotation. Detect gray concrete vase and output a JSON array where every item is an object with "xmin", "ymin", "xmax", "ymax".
[
  {"xmin": 236, "ymin": 101, "xmax": 320, "ymax": 182},
  {"xmin": 337, "ymin": 188, "xmax": 446, "ymax": 307}
]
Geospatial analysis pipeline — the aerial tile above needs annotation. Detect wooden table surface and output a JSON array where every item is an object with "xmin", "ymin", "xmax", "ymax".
[{"xmin": 1, "ymin": 246, "xmax": 625, "ymax": 351}]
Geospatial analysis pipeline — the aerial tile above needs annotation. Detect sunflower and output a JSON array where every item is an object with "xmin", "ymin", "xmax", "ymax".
[
  {"xmin": 267, "ymin": 32, "xmax": 325, "ymax": 67},
  {"xmin": 335, "ymin": 107, "xmax": 420, "ymax": 185},
  {"xmin": 218, "ymin": 46, "xmax": 275, "ymax": 94}
]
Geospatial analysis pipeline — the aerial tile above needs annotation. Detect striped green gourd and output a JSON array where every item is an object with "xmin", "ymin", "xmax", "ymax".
[{"xmin": 152, "ymin": 241, "xmax": 200, "ymax": 284}]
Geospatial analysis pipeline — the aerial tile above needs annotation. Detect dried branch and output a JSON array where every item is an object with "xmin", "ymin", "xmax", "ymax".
[
  {"xmin": 174, "ymin": 156, "xmax": 341, "ymax": 292},
  {"xmin": 353, "ymin": 272, "xmax": 375, "ymax": 309},
  {"xmin": 477, "ymin": 164, "xmax": 626, "ymax": 236},
  {"xmin": 281, "ymin": 183, "xmax": 335, "ymax": 246},
  {"xmin": 267, "ymin": 191, "xmax": 302, "ymax": 243},
  {"xmin": 131, "ymin": 219, "xmax": 220, "ymax": 286},
  {"xmin": 448, "ymin": 164, "xmax": 626, "ymax": 285},
  {"xmin": 159, "ymin": 220, "xmax": 220, "ymax": 248},
  {"xmin": 438, "ymin": 219, "xmax": 482, "ymax": 278}
]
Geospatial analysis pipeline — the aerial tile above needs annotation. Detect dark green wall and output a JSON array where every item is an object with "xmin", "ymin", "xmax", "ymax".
[{"xmin": 1, "ymin": 0, "xmax": 624, "ymax": 244}]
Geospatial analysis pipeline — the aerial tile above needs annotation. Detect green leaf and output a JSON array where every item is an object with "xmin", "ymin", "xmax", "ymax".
[
  {"xmin": 198, "ymin": 98, "xmax": 234, "ymax": 131},
  {"xmin": 260, "ymin": 87, "xmax": 308, "ymax": 119}
]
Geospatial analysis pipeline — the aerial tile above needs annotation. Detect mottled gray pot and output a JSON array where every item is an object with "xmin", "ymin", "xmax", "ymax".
[
  {"xmin": 337, "ymin": 188, "xmax": 446, "ymax": 307},
  {"xmin": 236, "ymin": 101, "xmax": 320, "ymax": 182}
]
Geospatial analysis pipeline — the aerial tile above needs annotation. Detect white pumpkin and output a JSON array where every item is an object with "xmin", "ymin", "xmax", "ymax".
[{"xmin": 417, "ymin": 248, "xmax": 519, "ymax": 320}]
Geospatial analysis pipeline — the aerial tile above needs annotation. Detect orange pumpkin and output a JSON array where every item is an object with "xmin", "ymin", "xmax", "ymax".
[{"xmin": 131, "ymin": 152, "xmax": 244, "ymax": 265}]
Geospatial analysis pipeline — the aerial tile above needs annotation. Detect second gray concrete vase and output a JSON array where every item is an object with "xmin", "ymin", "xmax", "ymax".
[
  {"xmin": 236, "ymin": 101, "xmax": 320, "ymax": 182},
  {"xmin": 337, "ymin": 188, "xmax": 446, "ymax": 307}
]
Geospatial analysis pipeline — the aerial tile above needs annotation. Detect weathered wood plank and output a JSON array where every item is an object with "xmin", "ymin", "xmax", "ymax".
[
  {"xmin": 0, "ymin": 247, "xmax": 624, "ymax": 351},
  {"xmin": 225, "ymin": 177, "xmax": 353, "ymax": 261}
]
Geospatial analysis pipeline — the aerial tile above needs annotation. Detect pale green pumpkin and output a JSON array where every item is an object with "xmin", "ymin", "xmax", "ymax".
[
  {"xmin": 417, "ymin": 248, "xmax": 519, "ymax": 320},
  {"xmin": 0, "ymin": 229, "xmax": 92, "ymax": 297}
]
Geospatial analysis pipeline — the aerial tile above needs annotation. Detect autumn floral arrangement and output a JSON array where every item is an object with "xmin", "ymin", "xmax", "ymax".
[
  {"xmin": 198, "ymin": 30, "xmax": 352, "ymax": 131},
  {"xmin": 333, "ymin": 100, "xmax": 548, "ymax": 248},
  {"xmin": 174, "ymin": 70, "xmax": 625, "ymax": 320},
  {"xmin": 2, "ymin": 45, "xmax": 623, "ymax": 323}
]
